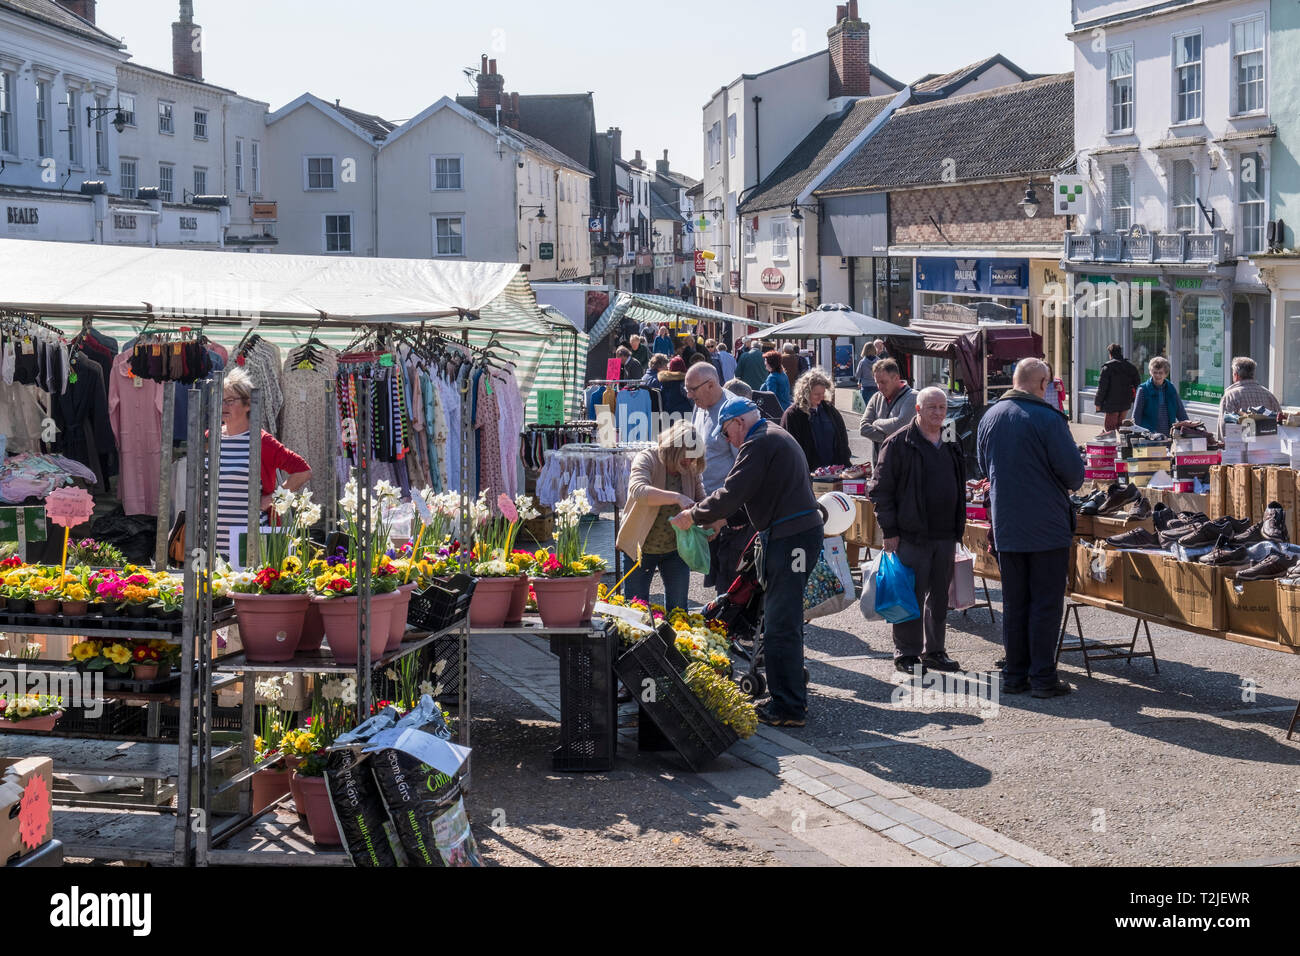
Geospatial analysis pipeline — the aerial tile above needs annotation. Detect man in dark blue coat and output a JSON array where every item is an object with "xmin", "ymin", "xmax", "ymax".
[{"xmin": 977, "ymin": 359, "xmax": 1085, "ymax": 699}]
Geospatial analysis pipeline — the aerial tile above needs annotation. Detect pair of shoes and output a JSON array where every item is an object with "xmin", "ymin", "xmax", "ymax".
[
  {"xmin": 1177, "ymin": 516, "xmax": 1253, "ymax": 549},
  {"xmin": 755, "ymin": 704, "xmax": 806, "ymax": 727},
  {"xmin": 921, "ymin": 652, "xmax": 962, "ymax": 672},
  {"xmin": 1229, "ymin": 501, "xmax": 1289, "ymax": 546},
  {"xmin": 1199, "ymin": 537, "xmax": 1250, "ymax": 566},
  {"xmin": 1106, "ymin": 527, "xmax": 1159, "ymax": 549},
  {"xmin": 1119, "ymin": 497, "xmax": 1152, "ymax": 521},
  {"xmin": 895, "ymin": 655, "xmax": 927, "ymax": 675},
  {"xmin": 1077, "ymin": 487, "xmax": 1110, "ymax": 516},
  {"xmin": 1095, "ymin": 483, "xmax": 1141, "ymax": 517},
  {"xmin": 1235, "ymin": 553, "xmax": 1299, "ymax": 581},
  {"xmin": 1032, "ymin": 679, "xmax": 1072, "ymax": 699},
  {"xmin": 1001, "ymin": 676, "xmax": 1030, "ymax": 694}
]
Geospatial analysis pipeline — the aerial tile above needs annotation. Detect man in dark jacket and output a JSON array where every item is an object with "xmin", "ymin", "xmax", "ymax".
[
  {"xmin": 869, "ymin": 387, "xmax": 965, "ymax": 674},
  {"xmin": 672, "ymin": 399, "xmax": 822, "ymax": 727},
  {"xmin": 1093, "ymin": 343, "xmax": 1140, "ymax": 431},
  {"xmin": 977, "ymin": 359, "xmax": 1085, "ymax": 699},
  {"xmin": 735, "ymin": 341, "xmax": 768, "ymax": 391}
]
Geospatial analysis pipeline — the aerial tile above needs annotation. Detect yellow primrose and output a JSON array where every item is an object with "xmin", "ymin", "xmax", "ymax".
[
  {"xmin": 104, "ymin": 643, "xmax": 132, "ymax": 665},
  {"xmin": 71, "ymin": 641, "xmax": 100, "ymax": 661}
]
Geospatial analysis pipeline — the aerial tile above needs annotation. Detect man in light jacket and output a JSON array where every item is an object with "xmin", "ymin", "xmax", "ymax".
[
  {"xmin": 977, "ymin": 359, "xmax": 1085, "ymax": 700},
  {"xmin": 859, "ymin": 358, "xmax": 918, "ymax": 464}
]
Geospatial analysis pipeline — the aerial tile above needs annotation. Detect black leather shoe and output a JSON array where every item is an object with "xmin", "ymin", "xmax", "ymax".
[
  {"xmin": 1199, "ymin": 538, "xmax": 1250, "ymax": 566},
  {"xmin": 921, "ymin": 652, "xmax": 962, "ymax": 672},
  {"xmin": 1179, "ymin": 517, "xmax": 1251, "ymax": 549},
  {"xmin": 1121, "ymin": 497, "xmax": 1152, "ymax": 521},
  {"xmin": 1151, "ymin": 503, "xmax": 1177, "ymax": 532},
  {"xmin": 1031, "ymin": 680, "xmax": 1072, "ymax": 699},
  {"xmin": 1262, "ymin": 501, "xmax": 1289, "ymax": 543},
  {"xmin": 894, "ymin": 655, "xmax": 926, "ymax": 675},
  {"xmin": 1096, "ymin": 482, "xmax": 1141, "ymax": 516},
  {"xmin": 1078, "ymin": 487, "xmax": 1111, "ymax": 516},
  {"xmin": 1235, "ymin": 553, "xmax": 1299, "ymax": 581},
  {"xmin": 1000, "ymin": 676, "xmax": 1030, "ymax": 694},
  {"xmin": 1107, "ymin": 527, "xmax": 1159, "ymax": 549}
]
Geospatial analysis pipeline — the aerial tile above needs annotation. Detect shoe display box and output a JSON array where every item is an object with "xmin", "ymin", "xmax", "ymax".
[
  {"xmin": 1160, "ymin": 558, "xmax": 1225, "ymax": 631},
  {"xmin": 1122, "ymin": 551, "xmax": 1169, "ymax": 617},
  {"xmin": 1073, "ymin": 542, "xmax": 1123, "ymax": 603},
  {"xmin": 1263, "ymin": 467, "xmax": 1300, "ymax": 542},
  {"xmin": 1278, "ymin": 583, "xmax": 1300, "ymax": 647},
  {"xmin": 1221, "ymin": 577, "xmax": 1280, "ymax": 640}
]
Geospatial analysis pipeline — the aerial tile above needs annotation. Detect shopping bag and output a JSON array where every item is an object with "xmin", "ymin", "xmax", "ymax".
[
  {"xmin": 948, "ymin": 545, "xmax": 976, "ymax": 610},
  {"xmin": 874, "ymin": 551, "xmax": 920, "ymax": 624},
  {"xmin": 674, "ymin": 524, "xmax": 714, "ymax": 574},
  {"xmin": 859, "ymin": 554, "xmax": 882, "ymax": 622},
  {"xmin": 804, "ymin": 536, "xmax": 856, "ymax": 619}
]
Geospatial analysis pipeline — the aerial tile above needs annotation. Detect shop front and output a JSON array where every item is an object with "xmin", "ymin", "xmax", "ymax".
[
  {"xmin": 1255, "ymin": 256, "xmax": 1300, "ymax": 409},
  {"xmin": 914, "ymin": 256, "xmax": 1031, "ymax": 323}
]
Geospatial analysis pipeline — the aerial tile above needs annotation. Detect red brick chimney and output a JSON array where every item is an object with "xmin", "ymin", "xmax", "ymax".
[
  {"xmin": 172, "ymin": 1, "xmax": 202, "ymax": 81},
  {"xmin": 56, "ymin": 0, "xmax": 96, "ymax": 23},
  {"xmin": 500, "ymin": 91, "xmax": 521, "ymax": 130},
  {"xmin": 476, "ymin": 56, "xmax": 506, "ymax": 119},
  {"xmin": 828, "ymin": 0, "xmax": 870, "ymax": 98}
]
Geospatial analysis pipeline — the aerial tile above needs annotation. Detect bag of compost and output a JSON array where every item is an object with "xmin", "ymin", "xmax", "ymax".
[
  {"xmin": 364, "ymin": 695, "xmax": 480, "ymax": 867},
  {"xmin": 325, "ymin": 707, "xmax": 403, "ymax": 867}
]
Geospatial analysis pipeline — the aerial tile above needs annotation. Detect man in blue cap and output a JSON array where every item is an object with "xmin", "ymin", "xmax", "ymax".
[{"xmin": 671, "ymin": 397, "xmax": 822, "ymax": 726}]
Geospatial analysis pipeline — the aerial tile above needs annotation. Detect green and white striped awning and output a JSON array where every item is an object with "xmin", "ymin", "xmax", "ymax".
[{"xmin": 587, "ymin": 292, "xmax": 749, "ymax": 343}]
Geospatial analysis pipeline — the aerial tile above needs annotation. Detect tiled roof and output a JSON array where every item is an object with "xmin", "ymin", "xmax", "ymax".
[
  {"xmin": 510, "ymin": 126, "xmax": 593, "ymax": 176},
  {"xmin": 817, "ymin": 73, "xmax": 1074, "ymax": 194},
  {"xmin": 0, "ymin": 0, "xmax": 124, "ymax": 48},
  {"xmin": 456, "ymin": 92, "xmax": 597, "ymax": 172},
  {"xmin": 913, "ymin": 54, "xmax": 1031, "ymax": 93},
  {"xmin": 330, "ymin": 103, "xmax": 397, "ymax": 140},
  {"xmin": 650, "ymin": 189, "xmax": 681, "ymax": 222},
  {"xmin": 738, "ymin": 94, "xmax": 894, "ymax": 212}
]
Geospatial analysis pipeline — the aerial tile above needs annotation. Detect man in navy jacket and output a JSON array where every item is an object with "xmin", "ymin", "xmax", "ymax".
[{"xmin": 977, "ymin": 359, "xmax": 1085, "ymax": 699}]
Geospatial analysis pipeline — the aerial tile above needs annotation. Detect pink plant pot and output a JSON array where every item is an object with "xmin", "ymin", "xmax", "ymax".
[
  {"xmin": 313, "ymin": 594, "xmax": 393, "ymax": 664},
  {"xmin": 468, "ymin": 576, "xmax": 519, "ymax": 629},
  {"xmin": 529, "ymin": 576, "xmax": 591, "ymax": 629},
  {"xmin": 504, "ymin": 574, "xmax": 529, "ymax": 624},
  {"xmin": 232, "ymin": 593, "xmax": 309, "ymax": 663},
  {"xmin": 292, "ymin": 772, "xmax": 341, "ymax": 846},
  {"xmin": 132, "ymin": 663, "xmax": 160, "ymax": 681},
  {"xmin": 583, "ymin": 574, "xmax": 602, "ymax": 621},
  {"xmin": 251, "ymin": 767, "xmax": 291, "ymax": 814},
  {"xmin": 386, "ymin": 583, "xmax": 416, "ymax": 651},
  {"xmin": 0, "ymin": 712, "xmax": 62, "ymax": 731},
  {"xmin": 298, "ymin": 600, "xmax": 325, "ymax": 653}
]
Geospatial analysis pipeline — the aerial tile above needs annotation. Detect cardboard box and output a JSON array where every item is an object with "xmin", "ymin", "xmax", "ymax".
[
  {"xmin": 1161, "ymin": 557, "xmax": 1224, "ymax": 631},
  {"xmin": 963, "ymin": 522, "xmax": 998, "ymax": 579},
  {"xmin": 1176, "ymin": 453, "xmax": 1221, "ymax": 467},
  {"xmin": 1, "ymin": 756, "xmax": 53, "ymax": 865},
  {"xmin": 1172, "ymin": 437, "xmax": 1209, "ymax": 454},
  {"xmin": 1228, "ymin": 464, "xmax": 1253, "ymax": 519},
  {"xmin": 965, "ymin": 505, "xmax": 989, "ymax": 522},
  {"xmin": 1085, "ymin": 468, "xmax": 1118, "ymax": 481},
  {"xmin": 812, "ymin": 479, "xmax": 843, "ymax": 497},
  {"xmin": 1222, "ymin": 577, "xmax": 1279, "ymax": 640},
  {"xmin": 1122, "ymin": 551, "xmax": 1168, "ymax": 617},
  {"xmin": 1074, "ymin": 542, "xmax": 1124, "ymax": 603},
  {"xmin": 1090, "ymin": 514, "xmax": 1155, "ymax": 539},
  {"xmin": 1118, "ymin": 458, "xmax": 1172, "ymax": 474},
  {"xmin": 1207, "ymin": 465, "xmax": 1228, "ymax": 520},
  {"xmin": 1278, "ymin": 582, "xmax": 1300, "ymax": 648},
  {"xmin": 846, "ymin": 496, "xmax": 875, "ymax": 546},
  {"xmin": 841, "ymin": 478, "xmax": 868, "ymax": 496},
  {"xmin": 1264, "ymin": 467, "xmax": 1299, "ymax": 543},
  {"xmin": 1074, "ymin": 513, "xmax": 1095, "ymax": 539},
  {"xmin": 1086, "ymin": 444, "xmax": 1118, "ymax": 459},
  {"xmin": 1250, "ymin": 466, "xmax": 1266, "ymax": 522},
  {"xmin": 1132, "ymin": 442, "xmax": 1172, "ymax": 459}
]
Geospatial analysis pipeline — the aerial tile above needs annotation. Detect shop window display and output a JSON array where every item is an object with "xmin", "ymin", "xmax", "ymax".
[{"xmin": 1177, "ymin": 294, "xmax": 1226, "ymax": 403}]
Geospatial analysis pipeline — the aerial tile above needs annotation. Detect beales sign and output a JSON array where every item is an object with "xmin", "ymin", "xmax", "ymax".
[
  {"xmin": 760, "ymin": 267, "xmax": 785, "ymax": 291},
  {"xmin": 7, "ymin": 206, "xmax": 39, "ymax": 225}
]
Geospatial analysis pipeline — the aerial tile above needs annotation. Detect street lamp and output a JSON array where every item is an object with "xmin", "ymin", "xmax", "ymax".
[
  {"xmin": 86, "ymin": 104, "xmax": 128, "ymax": 134},
  {"xmin": 1019, "ymin": 182, "xmax": 1041, "ymax": 219},
  {"xmin": 519, "ymin": 203, "xmax": 546, "ymax": 221}
]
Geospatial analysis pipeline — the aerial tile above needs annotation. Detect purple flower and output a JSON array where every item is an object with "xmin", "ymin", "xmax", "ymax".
[{"xmin": 385, "ymin": 548, "xmax": 397, "ymax": 558}]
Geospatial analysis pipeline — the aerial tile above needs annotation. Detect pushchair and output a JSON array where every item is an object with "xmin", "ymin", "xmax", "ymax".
[{"xmin": 703, "ymin": 531, "xmax": 809, "ymax": 699}]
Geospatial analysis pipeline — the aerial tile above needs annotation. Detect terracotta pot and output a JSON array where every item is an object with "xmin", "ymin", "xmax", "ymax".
[
  {"xmin": 0, "ymin": 712, "xmax": 62, "ymax": 731},
  {"xmin": 231, "ymin": 593, "xmax": 309, "ymax": 663},
  {"xmin": 298, "ymin": 599, "xmax": 325, "ymax": 653},
  {"xmin": 529, "ymin": 576, "xmax": 591, "ymax": 628},
  {"xmin": 468, "ymin": 576, "xmax": 518, "ymax": 629},
  {"xmin": 313, "ymin": 594, "xmax": 392, "ymax": 664},
  {"xmin": 6, "ymin": 598, "xmax": 31, "ymax": 614},
  {"xmin": 251, "ymin": 766, "xmax": 291, "ymax": 814},
  {"xmin": 583, "ymin": 573, "xmax": 602, "ymax": 621},
  {"xmin": 386, "ymin": 583, "xmax": 416, "ymax": 651},
  {"xmin": 61, "ymin": 600, "xmax": 89, "ymax": 617},
  {"xmin": 132, "ymin": 663, "xmax": 160, "ymax": 681},
  {"xmin": 292, "ymin": 772, "xmax": 341, "ymax": 846},
  {"xmin": 504, "ymin": 574, "xmax": 529, "ymax": 624},
  {"xmin": 33, "ymin": 598, "xmax": 59, "ymax": 615}
]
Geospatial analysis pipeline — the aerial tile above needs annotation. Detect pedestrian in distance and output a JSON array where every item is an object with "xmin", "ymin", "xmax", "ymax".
[
  {"xmin": 627, "ymin": 333, "xmax": 651, "ymax": 371},
  {"xmin": 671, "ymin": 398, "xmax": 823, "ymax": 727},
  {"xmin": 762, "ymin": 350, "xmax": 792, "ymax": 410},
  {"xmin": 976, "ymin": 358, "xmax": 1084, "ymax": 699},
  {"xmin": 1093, "ymin": 343, "xmax": 1140, "ymax": 431},
  {"xmin": 736, "ymin": 339, "xmax": 769, "ymax": 391},
  {"xmin": 855, "ymin": 342, "xmax": 879, "ymax": 409},
  {"xmin": 870, "ymin": 386, "xmax": 965, "ymax": 675},
  {"xmin": 858, "ymin": 358, "xmax": 918, "ymax": 465},
  {"xmin": 1218, "ymin": 356, "xmax": 1283, "ymax": 438},
  {"xmin": 780, "ymin": 343, "xmax": 802, "ymax": 388}
]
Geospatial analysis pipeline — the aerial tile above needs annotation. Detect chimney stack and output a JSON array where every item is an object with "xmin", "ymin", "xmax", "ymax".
[
  {"xmin": 828, "ymin": 0, "xmax": 870, "ymax": 98},
  {"xmin": 656, "ymin": 150, "xmax": 670, "ymax": 175},
  {"xmin": 56, "ymin": 0, "xmax": 96, "ymax": 23},
  {"xmin": 631, "ymin": 149, "xmax": 645, "ymax": 169},
  {"xmin": 172, "ymin": 1, "xmax": 203, "ymax": 81},
  {"xmin": 475, "ymin": 55, "xmax": 506, "ymax": 116},
  {"xmin": 500, "ymin": 91, "xmax": 521, "ymax": 130}
]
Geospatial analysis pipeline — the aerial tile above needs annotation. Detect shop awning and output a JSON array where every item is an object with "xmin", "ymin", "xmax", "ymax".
[
  {"xmin": 0, "ymin": 237, "xmax": 552, "ymax": 331},
  {"xmin": 587, "ymin": 292, "xmax": 744, "ymax": 343},
  {"xmin": 884, "ymin": 320, "xmax": 1043, "ymax": 397}
]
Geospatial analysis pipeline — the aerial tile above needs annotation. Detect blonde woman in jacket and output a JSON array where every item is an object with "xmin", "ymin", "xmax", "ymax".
[{"xmin": 615, "ymin": 420, "xmax": 708, "ymax": 612}]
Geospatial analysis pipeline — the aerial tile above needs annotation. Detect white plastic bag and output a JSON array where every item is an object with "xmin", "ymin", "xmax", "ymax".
[
  {"xmin": 859, "ymin": 553, "xmax": 883, "ymax": 622},
  {"xmin": 948, "ymin": 545, "xmax": 976, "ymax": 610}
]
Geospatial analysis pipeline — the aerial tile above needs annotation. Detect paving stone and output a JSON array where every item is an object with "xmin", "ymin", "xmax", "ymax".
[
  {"xmin": 904, "ymin": 837, "xmax": 950, "ymax": 859},
  {"xmin": 880, "ymin": 824, "xmax": 923, "ymax": 845},
  {"xmin": 863, "ymin": 795, "xmax": 902, "ymax": 815},
  {"xmin": 961, "ymin": 843, "xmax": 1003, "ymax": 863},
  {"xmin": 986, "ymin": 856, "xmax": 1029, "ymax": 867},
  {"xmin": 935, "ymin": 849, "xmax": 978, "ymax": 867},
  {"xmin": 933, "ymin": 828, "xmax": 976, "ymax": 849},
  {"xmin": 819, "ymin": 774, "xmax": 853, "ymax": 788},
  {"xmin": 838, "ymin": 783, "xmax": 875, "ymax": 801},
  {"xmin": 816, "ymin": 789, "xmax": 853, "ymax": 808},
  {"xmin": 907, "ymin": 816, "xmax": 948, "ymax": 837},
  {"xmin": 792, "ymin": 778, "xmax": 831, "ymax": 797}
]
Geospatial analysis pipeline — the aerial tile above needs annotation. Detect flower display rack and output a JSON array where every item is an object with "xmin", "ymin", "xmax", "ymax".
[{"xmin": 613, "ymin": 631, "xmax": 738, "ymax": 773}]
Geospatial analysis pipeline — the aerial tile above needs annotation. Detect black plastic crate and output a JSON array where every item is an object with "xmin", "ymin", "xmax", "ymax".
[
  {"xmin": 53, "ymin": 699, "xmax": 148, "ymax": 736},
  {"xmin": 431, "ymin": 634, "xmax": 462, "ymax": 707},
  {"xmin": 614, "ymin": 632, "xmax": 737, "ymax": 772},
  {"xmin": 408, "ymin": 574, "xmax": 475, "ymax": 632},
  {"xmin": 158, "ymin": 704, "xmax": 244, "ymax": 737},
  {"xmin": 548, "ymin": 624, "xmax": 617, "ymax": 772}
]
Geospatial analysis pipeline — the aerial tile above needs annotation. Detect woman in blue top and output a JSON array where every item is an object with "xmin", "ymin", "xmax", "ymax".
[
  {"xmin": 761, "ymin": 350, "xmax": 792, "ymax": 410},
  {"xmin": 652, "ymin": 325, "xmax": 675, "ymax": 356},
  {"xmin": 1132, "ymin": 355, "xmax": 1187, "ymax": 435}
]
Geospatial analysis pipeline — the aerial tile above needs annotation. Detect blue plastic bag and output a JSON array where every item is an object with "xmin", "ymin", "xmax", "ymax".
[{"xmin": 874, "ymin": 551, "xmax": 920, "ymax": 624}]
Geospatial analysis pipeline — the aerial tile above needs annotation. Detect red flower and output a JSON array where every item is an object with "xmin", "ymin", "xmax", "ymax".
[
  {"xmin": 126, "ymin": 574, "xmax": 150, "ymax": 586},
  {"xmin": 132, "ymin": 644, "xmax": 151, "ymax": 661},
  {"xmin": 0, "ymin": 556, "xmax": 21, "ymax": 568},
  {"xmin": 327, "ymin": 578, "xmax": 350, "ymax": 592},
  {"xmin": 254, "ymin": 567, "xmax": 281, "ymax": 589}
]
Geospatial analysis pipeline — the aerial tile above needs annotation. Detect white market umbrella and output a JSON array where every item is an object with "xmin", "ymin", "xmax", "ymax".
[{"xmin": 743, "ymin": 303, "xmax": 920, "ymax": 341}]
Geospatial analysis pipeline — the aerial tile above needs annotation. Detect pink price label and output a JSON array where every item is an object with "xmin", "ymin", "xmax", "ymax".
[{"xmin": 43, "ymin": 486, "xmax": 96, "ymax": 529}]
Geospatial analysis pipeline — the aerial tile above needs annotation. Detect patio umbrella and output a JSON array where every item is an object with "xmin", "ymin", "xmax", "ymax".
[{"xmin": 742, "ymin": 303, "xmax": 921, "ymax": 341}]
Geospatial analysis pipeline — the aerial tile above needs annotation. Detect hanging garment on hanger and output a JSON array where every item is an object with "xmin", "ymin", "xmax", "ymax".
[
  {"xmin": 108, "ymin": 350, "xmax": 164, "ymax": 517},
  {"xmin": 53, "ymin": 351, "xmax": 115, "ymax": 489},
  {"xmin": 493, "ymin": 367, "xmax": 524, "ymax": 500},
  {"xmin": 0, "ymin": 382, "xmax": 48, "ymax": 454},
  {"xmin": 280, "ymin": 345, "xmax": 338, "ymax": 508}
]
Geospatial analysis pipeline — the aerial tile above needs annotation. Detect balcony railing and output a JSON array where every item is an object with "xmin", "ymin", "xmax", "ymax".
[{"xmin": 1064, "ymin": 229, "xmax": 1233, "ymax": 265}]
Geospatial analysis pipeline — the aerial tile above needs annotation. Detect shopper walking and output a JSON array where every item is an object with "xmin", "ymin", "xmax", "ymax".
[
  {"xmin": 870, "ymin": 386, "xmax": 965, "ymax": 674},
  {"xmin": 736, "ymin": 340, "xmax": 769, "ymax": 391},
  {"xmin": 1093, "ymin": 343, "xmax": 1140, "ymax": 431},
  {"xmin": 976, "ymin": 359, "xmax": 1084, "ymax": 699},
  {"xmin": 658, "ymin": 355, "xmax": 694, "ymax": 419},
  {"xmin": 858, "ymin": 358, "xmax": 917, "ymax": 465},
  {"xmin": 672, "ymin": 399, "xmax": 822, "ymax": 726},
  {"xmin": 708, "ymin": 338, "xmax": 737, "ymax": 383},
  {"xmin": 781, "ymin": 368, "xmax": 851, "ymax": 471},
  {"xmin": 616, "ymin": 421, "xmax": 708, "ymax": 613},
  {"xmin": 1218, "ymin": 356, "xmax": 1283, "ymax": 437},
  {"xmin": 653, "ymin": 325, "xmax": 675, "ymax": 356},
  {"xmin": 627, "ymin": 333, "xmax": 651, "ymax": 371},
  {"xmin": 762, "ymin": 351, "xmax": 792, "ymax": 410},
  {"xmin": 686, "ymin": 363, "xmax": 746, "ymax": 590},
  {"xmin": 780, "ymin": 343, "xmax": 802, "ymax": 388},
  {"xmin": 1132, "ymin": 356, "xmax": 1187, "ymax": 435},
  {"xmin": 855, "ymin": 342, "xmax": 878, "ymax": 408}
]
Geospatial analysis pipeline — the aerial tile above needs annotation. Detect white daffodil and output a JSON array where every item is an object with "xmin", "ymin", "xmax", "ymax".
[
  {"xmin": 319, "ymin": 680, "xmax": 342, "ymax": 702},
  {"xmin": 514, "ymin": 494, "xmax": 539, "ymax": 523},
  {"xmin": 299, "ymin": 503, "xmax": 323, "ymax": 527},
  {"xmin": 271, "ymin": 485, "xmax": 295, "ymax": 517},
  {"xmin": 255, "ymin": 676, "xmax": 283, "ymax": 702},
  {"xmin": 373, "ymin": 479, "xmax": 401, "ymax": 506},
  {"xmin": 418, "ymin": 680, "xmax": 435, "ymax": 697},
  {"xmin": 384, "ymin": 667, "xmax": 399, "ymax": 682}
]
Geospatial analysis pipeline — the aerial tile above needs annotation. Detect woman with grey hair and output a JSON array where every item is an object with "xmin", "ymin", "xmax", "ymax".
[
  {"xmin": 780, "ymin": 366, "xmax": 852, "ymax": 471},
  {"xmin": 1132, "ymin": 355, "xmax": 1187, "ymax": 435}
]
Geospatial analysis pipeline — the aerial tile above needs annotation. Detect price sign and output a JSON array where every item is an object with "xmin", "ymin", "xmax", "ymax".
[
  {"xmin": 411, "ymin": 492, "xmax": 434, "ymax": 525},
  {"xmin": 536, "ymin": 389, "xmax": 564, "ymax": 425},
  {"xmin": 606, "ymin": 358, "xmax": 623, "ymax": 382},
  {"xmin": 43, "ymin": 487, "xmax": 95, "ymax": 529}
]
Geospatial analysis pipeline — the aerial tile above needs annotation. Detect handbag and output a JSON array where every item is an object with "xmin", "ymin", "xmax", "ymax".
[
  {"xmin": 874, "ymin": 551, "xmax": 920, "ymax": 624},
  {"xmin": 167, "ymin": 511, "xmax": 186, "ymax": 567},
  {"xmin": 804, "ymin": 536, "xmax": 856, "ymax": 619}
]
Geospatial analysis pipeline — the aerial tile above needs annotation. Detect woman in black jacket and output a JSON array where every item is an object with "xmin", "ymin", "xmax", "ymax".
[
  {"xmin": 658, "ymin": 355, "xmax": 694, "ymax": 417},
  {"xmin": 780, "ymin": 367, "xmax": 852, "ymax": 471}
]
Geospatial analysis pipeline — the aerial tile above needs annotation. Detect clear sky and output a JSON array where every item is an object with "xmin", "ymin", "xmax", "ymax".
[{"xmin": 97, "ymin": 0, "xmax": 1074, "ymax": 182}]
